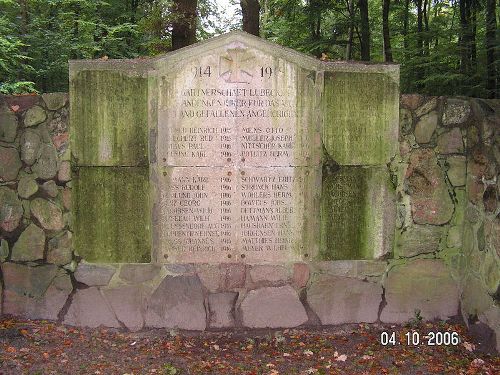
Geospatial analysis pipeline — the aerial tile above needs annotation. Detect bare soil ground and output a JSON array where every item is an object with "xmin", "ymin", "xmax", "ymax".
[{"xmin": 0, "ymin": 316, "xmax": 498, "ymax": 374}]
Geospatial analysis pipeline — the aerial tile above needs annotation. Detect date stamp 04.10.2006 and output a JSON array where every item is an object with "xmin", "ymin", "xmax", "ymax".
[{"xmin": 380, "ymin": 330, "xmax": 461, "ymax": 346}]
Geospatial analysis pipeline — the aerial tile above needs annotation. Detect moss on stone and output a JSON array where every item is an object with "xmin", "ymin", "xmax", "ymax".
[
  {"xmin": 73, "ymin": 166, "xmax": 151, "ymax": 263},
  {"xmin": 322, "ymin": 71, "xmax": 399, "ymax": 165},
  {"xmin": 320, "ymin": 166, "xmax": 395, "ymax": 260},
  {"xmin": 70, "ymin": 70, "xmax": 149, "ymax": 166}
]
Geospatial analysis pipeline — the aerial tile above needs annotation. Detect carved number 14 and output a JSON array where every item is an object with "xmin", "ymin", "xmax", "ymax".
[{"xmin": 194, "ymin": 66, "xmax": 211, "ymax": 77}]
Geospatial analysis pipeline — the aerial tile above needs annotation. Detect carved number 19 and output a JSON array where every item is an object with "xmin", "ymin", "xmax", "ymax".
[
  {"xmin": 260, "ymin": 66, "xmax": 273, "ymax": 78},
  {"xmin": 194, "ymin": 66, "xmax": 211, "ymax": 77}
]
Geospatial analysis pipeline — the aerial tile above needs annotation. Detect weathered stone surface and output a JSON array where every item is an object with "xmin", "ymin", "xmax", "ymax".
[
  {"xmin": 314, "ymin": 260, "xmax": 388, "ymax": 280},
  {"xmin": 307, "ymin": 276, "xmax": 382, "ymax": 324},
  {"xmin": 321, "ymin": 166, "xmax": 395, "ymax": 259},
  {"xmin": 437, "ymin": 128, "xmax": 464, "ymax": 154},
  {"xmin": 446, "ymin": 155, "xmax": 466, "ymax": 186},
  {"xmin": 145, "ymin": 275, "xmax": 206, "ymax": 330},
  {"xmin": 42, "ymin": 93, "xmax": 67, "ymax": 111},
  {"xmin": 32, "ymin": 143, "xmax": 58, "ymax": 179},
  {"xmin": 447, "ymin": 225, "xmax": 462, "ymax": 248},
  {"xmin": 73, "ymin": 167, "xmax": 151, "ymax": 263},
  {"xmin": 74, "ymin": 262, "xmax": 116, "ymax": 286},
  {"xmin": 478, "ymin": 306, "xmax": 500, "ymax": 353},
  {"xmin": 406, "ymin": 149, "xmax": 454, "ymax": 225},
  {"xmin": 240, "ymin": 285, "xmax": 307, "ymax": 328},
  {"xmin": 292, "ymin": 263, "xmax": 310, "ymax": 288},
  {"xmin": 31, "ymin": 198, "xmax": 64, "ymax": 231},
  {"xmin": 442, "ymin": 98, "xmax": 471, "ymax": 127},
  {"xmin": 414, "ymin": 111, "xmax": 438, "ymax": 143},
  {"xmin": 11, "ymin": 224, "xmax": 45, "ymax": 261},
  {"xmin": 0, "ymin": 107, "xmax": 17, "ymax": 142},
  {"xmin": 323, "ymin": 71, "xmax": 399, "ymax": 165},
  {"xmin": 41, "ymin": 180, "xmax": 58, "ymax": 198},
  {"xmin": 0, "ymin": 239, "xmax": 9, "ymax": 261},
  {"xmin": 18, "ymin": 175, "xmax": 38, "ymax": 198},
  {"xmin": 415, "ymin": 97, "xmax": 438, "ymax": 118},
  {"xmin": 397, "ymin": 225, "xmax": 444, "ymax": 257},
  {"xmin": 208, "ymin": 292, "xmax": 237, "ymax": 328},
  {"xmin": 119, "ymin": 264, "xmax": 161, "ymax": 283},
  {"xmin": 3, "ymin": 267, "xmax": 72, "ymax": 320},
  {"xmin": 196, "ymin": 264, "xmax": 222, "ymax": 292},
  {"xmin": 2, "ymin": 263, "xmax": 58, "ymax": 299},
  {"xmin": 467, "ymin": 149, "xmax": 492, "ymax": 204},
  {"xmin": 250, "ymin": 265, "xmax": 290, "ymax": 284},
  {"xmin": 381, "ymin": 259, "xmax": 459, "ymax": 322},
  {"xmin": 61, "ymin": 187, "xmax": 71, "ymax": 210},
  {"xmin": 102, "ymin": 285, "xmax": 145, "ymax": 331},
  {"xmin": 462, "ymin": 275, "xmax": 494, "ymax": 318},
  {"xmin": 24, "ymin": 105, "xmax": 47, "ymax": 127},
  {"xmin": 483, "ymin": 186, "xmax": 498, "ymax": 213},
  {"xmin": 0, "ymin": 186, "xmax": 23, "ymax": 232},
  {"xmin": 64, "ymin": 287, "xmax": 120, "ymax": 328},
  {"xmin": 58, "ymin": 160, "xmax": 71, "ymax": 182},
  {"xmin": 400, "ymin": 94, "xmax": 423, "ymax": 110},
  {"xmin": 0, "ymin": 146, "xmax": 22, "ymax": 181},
  {"xmin": 47, "ymin": 231, "xmax": 72, "ymax": 265},
  {"xmin": 399, "ymin": 108, "xmax": 413, "ymax": 135},
  {"xmin": 20, "ymin": 129, "xmax": 41, "ymax": 165}
]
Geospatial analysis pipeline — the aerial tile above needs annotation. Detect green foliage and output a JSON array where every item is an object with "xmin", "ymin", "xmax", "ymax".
[{"xmin": 0, "ymin": 81, "xmax": 38, "ymax": 95}]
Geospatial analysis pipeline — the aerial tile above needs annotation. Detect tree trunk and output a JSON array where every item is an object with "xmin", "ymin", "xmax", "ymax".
[
  {"xmin": 422, "ymin": 0, "xmax": 429, "ymax": 56},
  {"xmin": 358, "ymin": 0, "xmax": 370, "ymax": 61},
  {"xmin": 345, "ymin": 0, "xmax": 355, "ymax": 59},
  {"xmin": 416, "ymin": 0, "xmax": 423, "ymax": 58},
  {"xmin": 382, "ymin": 0, "xmax": 392, "ymax": 62},
  {"xmin": 485, "ymin": 0, "xmax": 497, "ymax": 98},
  {"xmin": 241, "ymin": 0, "xmax": 260, "ymax": 36},
  {"xmin": 403, "ymin": 0, "xmax": 409, "ymax": 50},
  {"xmin": 459, "ymin": 0, "xmax": 470, "ymax": 73},
  {"xmin": 171, "ymin": 0, "xmax": 198, "ymax": 50}
]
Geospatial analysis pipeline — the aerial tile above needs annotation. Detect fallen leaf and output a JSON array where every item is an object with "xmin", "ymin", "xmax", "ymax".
[{"xmin": 335, "ymin": 354, "xmax": 347, "ymax": 362}]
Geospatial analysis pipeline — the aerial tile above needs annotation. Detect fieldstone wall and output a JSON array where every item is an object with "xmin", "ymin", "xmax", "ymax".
[{"xmin": 0, "ymin": 94, "xmax": 498, "ymax": 350}]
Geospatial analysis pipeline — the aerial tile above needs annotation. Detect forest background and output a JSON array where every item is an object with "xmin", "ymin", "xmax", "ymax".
[{"xmin": 0, "ymin": 0, "xmax": 498, "ymax": 98}]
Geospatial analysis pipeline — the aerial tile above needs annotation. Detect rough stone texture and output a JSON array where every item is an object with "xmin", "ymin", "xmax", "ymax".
[
  {"xmin": 41, "ymin": 180, "xmax": 58, "ymax": 198},
  {"xmin": 208, "ymin": 292, "xmax": 237, "ymax": 328},
  {"xmin": 0, "ymin": 146, "xmax": 22, "ymax": 181},
  {"xmin": 462, "ymin": 276, "xmax": 494, "ymax": 318},
  {"xmin": 58, "ymin": 160, "xmax": 71, "ymax": 182},
  {"xmin": 381, "ymin": 260, "xmax": 459, "ymax": 322},
  {"xmin": 307, "ymin": 276, "xmax": 382, "ymax": 324},
  {"xmin": 31, "ymin": 198, "xmax": 64, "ymax": 231},
  {"xmin": 437, "ymin": 128, "xmax": 464, "ymax": 154},
  {"xmin": 3, "ymin": 267, "xmax": 72, "ymax": 320},
  {"xmin": 47, "ymin": 231, "xmax": 72, "ymax": 265},
  {"xmin": 32, "ymin": 143, "xmax": 58, "ymax": 179},
  {"xmin": 24, "ymin": 105, "xmax": 47, "ymax": 127},
  {"xmin": 0, "ymin": 239, "xmax": 9, "ymax": 261},
  {"xmin": 250, "ymin": 265, "xmax": 290, "ymax": 284},
  {"xmin": 145, "ymin": 275, "xmax": 206, "ymax": 330},
  {"xmin": 414, "ymin": 111, "xmax": 438, "ymax": 143},
  {"xmin": 399, "ymin": 108, "xmax": 413, "ymax": 135},
  {"xmin": 397, "ymin": 225, "xmax": 444, "ymax": 257},
  {"xmin": 74, "ymin": 262, "xmax": 116, "ymax": 286},
  {"xmin": 447, "ymin": 226, "xmax": 462, "ymax": 248},
  {"xmin": 11, "ymin": 224, "xmax": 45, "ymax": 261},
  {"xmin": 221, "ymin": 263, "xmax": 246, "ymax": 290},
  {"xmin": 0, "ymin": 186, "xmax": 23, "ymax": 232},
  {"xmin": 20, "ymin": 129, "xmax": 42, "ymax": 165},
  {"xmin": 240, "ymin": 285, "xmax": 307, "ymax": 328},
  {"xmin": 479, "ymin": 306, "xmax": 500, "ymax": 352},
  {"xmin": 414, "ymin": 97, "xmax": 438, "ymax": 118},
  {"xmin": 323, "ymin": 71, "xmax": 399, "ymax": 165},
  {"xmin": 406, "ymin": 149, "xmax": 454, "ymax": 225},
  {"xmin": 64, "ymin": 287, "xmax": 120, "ymax": 328},
  {"xmin": 0, "ymin": 106, "xmax": 17, "ymax": 142},
  {"xmin": 73, "ymin": 167, "xmax": 151, "ymax": 263},
  {"xmin": 400, "ymin": 94, "xmax": 423, "ymax": 110},
  {"xmin": 292, "ymin": 263, "xmax": 310, "ymax": 288},
  {"xmin": 321, "ymin": 166, "xmax": 395, "ymax": 259},
  {"xmin": 42, "ymin": 93, "xmax": 67, "ymax": 110},
  {"xmin": 119, "ymin": 264, "xmax": 161, "ymax": 283},
  {"xmin": 18, "ymin": 175, "xmax": 39, "ymax": 198},
  {"xmin": 196, "ymin": 264, "xmax": 222, "ymax": 292},
  {"xmin": 466, "ymin": 149, "xmax": 491, "ymax": 204},
  {"xmin": 314, "ymin": 260, "xmax": 388, "ymax": 280},
  {"xmin": 61, "ymin": 187, "xmax": 71, "ymax": 210},
  {"xmin": 102, "ymin": 285, "xmax": 146, "ymax": 331},
  {"xmin": 446, "ymin": 155, "xmax": 466, "ymax": 186},
  {"xmin": 442, "ymin": 98, "xmax": 471, "ymax": 127}
]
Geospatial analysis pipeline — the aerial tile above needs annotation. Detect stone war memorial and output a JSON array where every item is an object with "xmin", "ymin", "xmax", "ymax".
[{"xmin": 0, "ymin": 31, "xmax": 499, "ymax": 348}]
